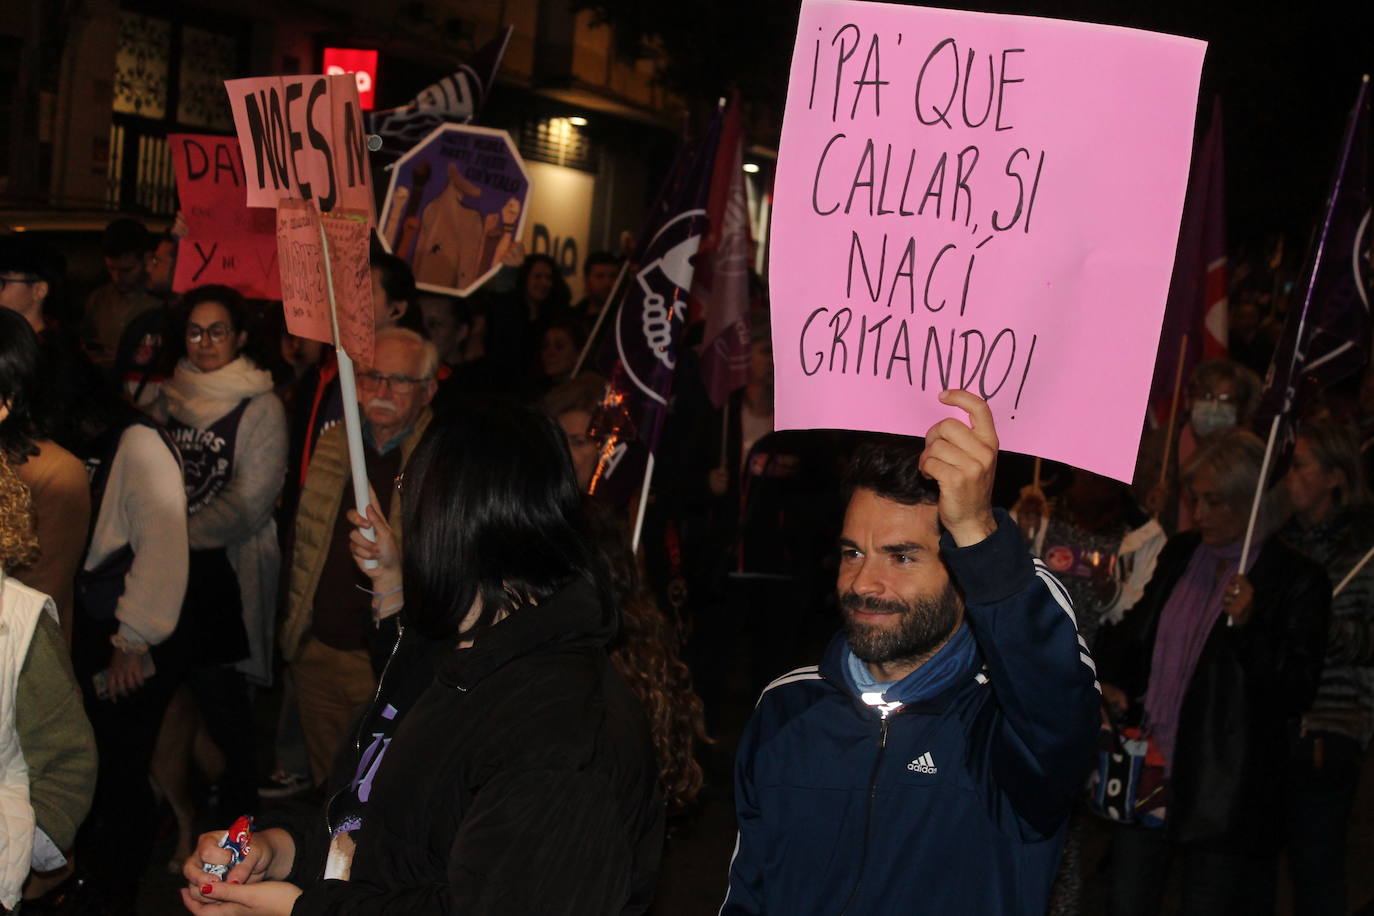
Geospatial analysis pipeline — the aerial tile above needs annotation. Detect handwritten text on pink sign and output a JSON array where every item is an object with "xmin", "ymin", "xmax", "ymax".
[
  {"xmin": 168, "ymin": 134, "xmax": 280, "ymax": 299},
  {"xmin": 770, "ymin": 0, "xmax": 1205, "ymax": 481}
]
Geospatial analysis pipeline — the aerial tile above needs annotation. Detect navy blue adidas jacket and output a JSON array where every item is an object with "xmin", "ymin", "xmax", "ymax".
[{"xmin": 722, "ymin": 512, "xmax": 1100, "ymax": 915}]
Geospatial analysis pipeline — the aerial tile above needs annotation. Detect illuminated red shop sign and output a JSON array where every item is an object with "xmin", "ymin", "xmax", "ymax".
[{"xmin": 323, "ymin": 48, "xmax": 378, "ymax": 110}]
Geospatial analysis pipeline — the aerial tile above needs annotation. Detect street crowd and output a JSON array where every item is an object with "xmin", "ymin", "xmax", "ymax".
[{"xmin": 0, "ymin": 217, "xmax": 1370, "ymax": 916}]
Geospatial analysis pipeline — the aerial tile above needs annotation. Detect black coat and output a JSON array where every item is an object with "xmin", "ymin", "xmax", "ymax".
[
  {"xmin": 287, "ymin": 579, "xmax": 665, "ymax": 914},
  {"xmin": 1094, "ymin": 533, "xmax": 1330, "ymax": 846}
]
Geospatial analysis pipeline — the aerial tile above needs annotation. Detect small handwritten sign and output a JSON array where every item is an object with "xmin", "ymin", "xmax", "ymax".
[
  {"xmin": 276, "ymin": 200, "xmax": 374, "ymax": 365},
  {"xmin": 168, "ymin": 134, "xmax": 280, "ymax": 298},
  {"xmin": 224, "ymin": 74, "xmax": 374, "ymax": 223}
]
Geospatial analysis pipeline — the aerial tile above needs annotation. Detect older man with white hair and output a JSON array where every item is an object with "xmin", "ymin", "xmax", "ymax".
[{"xmin": 281, "ymin": 328, "xmax": 438, "ymax": 786}]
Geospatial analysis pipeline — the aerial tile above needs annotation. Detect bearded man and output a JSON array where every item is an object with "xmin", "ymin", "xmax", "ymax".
[{"xmin": 721, "ymin": 390, "xmax": 1100, "ymax": 915}]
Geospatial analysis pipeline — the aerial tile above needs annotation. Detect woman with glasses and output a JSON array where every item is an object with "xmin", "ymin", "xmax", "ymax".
[
  {"xmin": 148, "ymin": 284, "xmax": 287, "ymax": 828},
  {"xmin": 183, "ymin": 397, "xmax": 664, "ymax": 915}
]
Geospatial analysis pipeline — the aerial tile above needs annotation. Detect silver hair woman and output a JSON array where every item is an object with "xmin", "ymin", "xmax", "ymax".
[{"xmin": 1095, "ymin": 427, "xmax": 1331, "ymax": 915}]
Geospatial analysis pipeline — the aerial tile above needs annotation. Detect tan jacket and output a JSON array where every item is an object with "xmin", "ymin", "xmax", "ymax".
[{"xmin": 280, "ymin": 411, "xmax": 432, "ymax": 661}]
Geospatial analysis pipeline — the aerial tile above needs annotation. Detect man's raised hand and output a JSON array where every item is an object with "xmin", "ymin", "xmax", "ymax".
[{"xmin": 918, "ymin": 390, "xmax": 1000, "ymax": 547}]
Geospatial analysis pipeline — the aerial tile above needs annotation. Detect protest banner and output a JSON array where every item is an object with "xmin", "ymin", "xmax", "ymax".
[
  {"xmin": 275, "ymin": 200, "xmax": 374, "ymax": 366},
  {"xmin": 224, "ymin": 74, "xmax": 374, "ymax": 223},
  {"xmin": 168, "ymin": 134, "xmax": 281, "ymax": 298},
  {"xmin": 769, "ymin": 0, "xmax": 1206, "ymax": 481},
  {"xmin": 378, "ymin": 123, "xmax": 530, "ymax": 297}
]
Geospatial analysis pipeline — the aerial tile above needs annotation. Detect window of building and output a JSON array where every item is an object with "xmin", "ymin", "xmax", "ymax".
[{"xmin": 108, "ymin": 7, "xmax": 247, "ymax": 213}]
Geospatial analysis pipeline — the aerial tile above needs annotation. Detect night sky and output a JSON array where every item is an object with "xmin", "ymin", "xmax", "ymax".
[{"xmin": 911, "ymin": 1, "xmax": 1373, "ymax": 255}]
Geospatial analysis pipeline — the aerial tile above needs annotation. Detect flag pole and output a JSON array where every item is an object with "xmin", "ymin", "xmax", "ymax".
[
  {"xmin": 1159, "ymin": 334, "xmax": 1190, "ymax": 493},
  {"xmin": 317, "ymin": 215, "xmax": 378, "ymax": 569},
  {"xmin": 1334, "ymin": 543, "xmax": 1374, "ymax": 598},
  {"xmin": 631, "ymin": 453, "xmax": 655, "ymax": 553},
  {"xmin": 571, "ymin": 259, "xmax": 631, "ymax": 380},
  {"xmin": 1233, "ymin": 414, "xmax": 1281, "ymax": 626}
]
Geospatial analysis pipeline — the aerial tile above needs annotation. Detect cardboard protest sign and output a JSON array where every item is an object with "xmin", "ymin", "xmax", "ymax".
[
  {"xmin": 770, "ymin": 0, "xmax": 1205, "ymax": 481},
  {"xmin": 378, "ymin": 124, "xmax": 530, "ymax": 297},
  {"xmin": 276, "ymin": 200, "xmax": 374, "ymax": 365},
  {"xmin": 224, "ymin": 74, "xmax": 374, "ymax": 223},
  {"xmin": 168, "ymin": 134, "xmax": 281, "ymax": 299}
]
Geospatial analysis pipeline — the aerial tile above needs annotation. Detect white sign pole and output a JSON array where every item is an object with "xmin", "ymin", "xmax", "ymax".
[
  {"xmin": 571, "ymin": 259, "xmax": 631, "ymax": 380},
  {"xmin": 317, "ymin": 216, "xmax": 378, "ymax": 569}
]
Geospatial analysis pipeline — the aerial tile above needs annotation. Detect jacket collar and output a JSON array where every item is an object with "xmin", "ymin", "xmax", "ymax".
[
  {"xmin": 436, "ymin": 577, "xmax": 615, "ymax": 692},
  {"xmin": 819, "ymin": 625, "xmax": 984, "ymax": 715}
]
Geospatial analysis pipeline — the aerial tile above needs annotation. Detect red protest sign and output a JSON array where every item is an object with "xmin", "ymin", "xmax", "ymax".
[
  {"xmin": 168, "ymin": 134, "xmax": 280, "ymax": 298},
  {"xmin": 224, "ymin": 74, "xmax": 374, "ymax": 224},
  {"xmin": 276, "ymin": 200, "xmax": 374, "ymax": 365}
]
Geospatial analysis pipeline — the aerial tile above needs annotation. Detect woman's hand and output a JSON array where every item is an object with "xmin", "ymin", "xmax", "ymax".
[
  {"xmin": 106, "ymin": 648, "xmax": 146, "ymax": 700},
  {"xmin": 180, "ymin": 880, "xmax": 302, "ymax": 914},
  {"xmin": 183, "ymin": 826, "xmax": 293, "ymax": 894},
  {"xmin": 1012, "ymin": 484, "xmax": 1047, "ymax": 543},
  {"xmin": 1222, "ymin": 573, "xmax": 1254, "ymax": 626},
  {"xmin": 1100, "ymin": 683, "xmax": 1129, "ymax": 720},
  {"xmin": 1143, "ymin": 482, "xmax": 1167, "ymax": 517}
]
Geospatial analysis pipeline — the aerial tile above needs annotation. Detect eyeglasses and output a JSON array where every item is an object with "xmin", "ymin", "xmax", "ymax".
[
  {"xmin": 1191, "ymin": 390, "xmax": 1236, "ymax": 404},
  {"xmin": 187, "ymin": 322, "xmax": 233, "ymax": 343},
  {"xmin": 357, "ymin": 370, "xmax": 431, "ymax": 394},
  {"xmin": 0, "ymin": 275, "xmax": 40, "ymax": 292}
]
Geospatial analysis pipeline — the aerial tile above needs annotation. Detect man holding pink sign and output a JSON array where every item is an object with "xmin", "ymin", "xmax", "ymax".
[
  {"xmin": 722, "ymin": 390, "xmax": 1100, "ymax": 914},
  {"xmin": 726, "ymin": 0, "xmax": 1206, "ymax": 912}
]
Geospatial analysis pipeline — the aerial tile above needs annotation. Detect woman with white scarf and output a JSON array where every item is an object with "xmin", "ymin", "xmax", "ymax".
[{"xmin": 150, "ymin": 284, "xmax": 286, "ymax": 822}]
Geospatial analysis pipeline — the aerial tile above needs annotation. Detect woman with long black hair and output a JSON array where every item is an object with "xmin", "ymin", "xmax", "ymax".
[{"xmin": 182, "ymin": 397, "xmax": 664, "ymax": 915}]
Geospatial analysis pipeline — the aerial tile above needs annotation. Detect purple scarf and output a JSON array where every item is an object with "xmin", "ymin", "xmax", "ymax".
[{"xmin": 1141, "ymin": 539, "xmax": 1254, "ymax": 773}]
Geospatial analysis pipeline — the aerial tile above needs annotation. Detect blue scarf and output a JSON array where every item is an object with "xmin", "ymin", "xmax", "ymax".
[{"xmin": 844, "ymin": 622, "xmax": 980, "ymax": 706}]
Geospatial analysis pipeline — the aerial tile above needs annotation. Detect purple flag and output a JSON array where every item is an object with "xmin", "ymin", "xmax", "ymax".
[
  {"xmin": 588, "ymin": 111, "xmax": 725, "ymax": 508},
  {"xmin": 691, "ymin": 96, "xmax": 753, "ymax": 409},
  {"xmin": 1253, "ymin": 77, "xmax": 1371, "ymax": 474},
  {"xmin": 1148, "ymin": 96, "xmax": 1228, "ymax": 422}
]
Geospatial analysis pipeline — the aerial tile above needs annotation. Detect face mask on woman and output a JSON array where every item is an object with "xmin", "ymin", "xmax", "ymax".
[{"xmin": 1190, "ymin": 401, "xmax": 1238, "ymax": 437}]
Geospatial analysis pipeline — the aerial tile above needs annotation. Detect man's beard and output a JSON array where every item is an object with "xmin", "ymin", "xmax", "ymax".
[{"xmin": 840, "ymin": 581, "xmax": 963, "ymax": 666}]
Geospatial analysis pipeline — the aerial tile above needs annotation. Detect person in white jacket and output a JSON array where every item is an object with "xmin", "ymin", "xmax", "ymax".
[{"xmin": 67, "ymin": 375, "xmax": 189, "ymax": 915}]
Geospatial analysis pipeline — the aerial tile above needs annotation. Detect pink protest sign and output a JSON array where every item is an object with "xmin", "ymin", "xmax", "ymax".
[
  {"xmin": 169, "ymin": 134, "xmax": 280, "ymax": 299},
  {"xmin": 275, "ymin": 200, "xmax": 374, "ymax": 365},
  {"xmin": 770, "ymin": 0, "xmax": 1206, "ymax": 481},
  {"xmin": 224, "ymin": 75, "xmax": 374, "ymax": 224}
]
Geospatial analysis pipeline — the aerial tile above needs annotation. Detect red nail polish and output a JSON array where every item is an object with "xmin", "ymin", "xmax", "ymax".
[
  {"xmin": 201, "ymin": 884, "xmax": 214, "ymax": 895},
  {"xmin": 229, "ymin": 880, "xmax": 240, "ymax": 884}
]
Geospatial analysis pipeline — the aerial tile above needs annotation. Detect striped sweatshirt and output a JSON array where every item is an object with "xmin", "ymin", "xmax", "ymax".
[{"xmin": 1280, "ymin": 510, "xmax": 1374, "ymax": 747}]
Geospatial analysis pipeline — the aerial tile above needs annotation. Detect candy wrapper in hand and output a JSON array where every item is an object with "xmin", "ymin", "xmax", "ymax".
[{"xmin": 202, "ymin": 815, "xmax": 253, "ymax": 878}]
